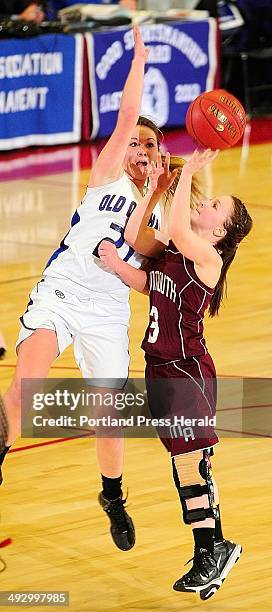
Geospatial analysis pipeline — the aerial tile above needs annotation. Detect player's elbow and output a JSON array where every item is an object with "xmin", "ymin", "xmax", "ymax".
[{"xmin": 134, "ymin": 278, "xmax": 149, "ymax": 295}]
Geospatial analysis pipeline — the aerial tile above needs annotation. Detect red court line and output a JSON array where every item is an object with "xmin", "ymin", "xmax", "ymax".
[
  {"xmin": 9, "ymin": 433, "xmax": 92, "ymax": 454},
  {"xmin": 9, "ymin": 423, "xmax": 271, "ymax": 455}
]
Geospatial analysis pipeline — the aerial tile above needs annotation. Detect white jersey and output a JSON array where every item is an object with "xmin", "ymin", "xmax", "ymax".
[{"xmin": 43, "ymin": 173, "xmax": 161, "ymax": 302}]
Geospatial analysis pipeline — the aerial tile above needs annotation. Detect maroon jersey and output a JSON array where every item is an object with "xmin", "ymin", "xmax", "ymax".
[{"xmin": 142, "ymin": 242, "xmax": 214, "ymax": 360}]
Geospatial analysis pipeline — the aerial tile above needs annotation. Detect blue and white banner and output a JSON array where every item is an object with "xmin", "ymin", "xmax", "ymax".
[
  {"xmin": 87, "ymin": 20, "xmax": 217, "ymax": 139},
  {"xmin": 0, "ymin": 34, "xmax": 83, "ymax": 150}
]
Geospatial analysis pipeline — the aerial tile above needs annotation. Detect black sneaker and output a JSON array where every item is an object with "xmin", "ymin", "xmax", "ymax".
[
  {"xmin": 199, "ymin": 540, "xmax": 242, "ymax": 600},
  {"xmin": 98, "ymin": 492, "xmax": 135, "ymax": 551},
  {"xmin": 173, "ymin": 548, "xmax": 222, "ymax": 600}
]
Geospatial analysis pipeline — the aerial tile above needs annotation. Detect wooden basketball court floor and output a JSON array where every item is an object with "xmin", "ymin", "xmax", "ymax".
[{"xmin": 0, "ymin": 125, "xmax": 271, "ymax": 610}]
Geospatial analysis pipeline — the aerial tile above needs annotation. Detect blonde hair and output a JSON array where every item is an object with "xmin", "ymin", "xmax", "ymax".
[{"xmin": 160, "ymin": 154, "xmax": 201, "ymax": 230}]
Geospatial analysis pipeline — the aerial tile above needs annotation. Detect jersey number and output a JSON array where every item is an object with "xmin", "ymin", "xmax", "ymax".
[
  {"xmin": 110, "ymin": 222, "xmax": 135, "ymax": 262},
  {"xmin": 93, "ymin": 223, "xmax": 135, "ymax": 262},
  {"xmin": 148, "ymin": 305, "xmax": 160, "ymax": 344}
]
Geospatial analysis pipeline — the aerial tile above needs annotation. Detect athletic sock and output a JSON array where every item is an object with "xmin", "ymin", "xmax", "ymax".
[
  {"xmin": 101, "ymin": 474, "xmax": 122, "ymax": 501},
  {"xmin": 0, "ymin": 446, "xmax": 10, "ymax": 465},
  {"xmin": 193, "ymin": 527, "xmax": 215, "ymax": 555},
  {"xmin": 215, "ymin": 504, "xmax": 224, "ymax": 542}
]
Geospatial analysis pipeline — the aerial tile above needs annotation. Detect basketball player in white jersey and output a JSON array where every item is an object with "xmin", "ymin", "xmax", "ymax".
[{"xmin": 0, "ymin": 27, "xmax": 178, "ymax": 551}]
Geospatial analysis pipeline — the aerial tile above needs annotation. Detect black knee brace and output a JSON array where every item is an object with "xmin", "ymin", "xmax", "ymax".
[{"xmin": 172, "ymin": 449, "xmax": 219, "ymax": 525}]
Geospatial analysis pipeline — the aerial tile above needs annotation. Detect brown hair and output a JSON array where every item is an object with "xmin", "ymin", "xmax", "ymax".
[{"xmin": 209, "ymin": 196, "xmax": 253, "ymax": 317}]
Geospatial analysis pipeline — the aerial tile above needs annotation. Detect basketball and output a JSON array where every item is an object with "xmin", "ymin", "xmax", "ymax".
[{"xmin": 186, "ymin": 89, "xmax": 246, "ymax": 150}]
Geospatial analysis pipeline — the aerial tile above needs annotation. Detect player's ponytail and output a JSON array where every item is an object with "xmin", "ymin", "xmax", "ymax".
[
  {"xmin": 162, "ymin": 155, "xmax": 201, "ymax": 227},
  {"xmin": 209, "ymin": 196, "xmax": 253, "ymax": 317}
]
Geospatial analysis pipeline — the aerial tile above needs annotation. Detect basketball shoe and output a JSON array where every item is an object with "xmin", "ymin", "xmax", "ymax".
[
  {"xmin": 199, "ymin": 539, "xmax": 242, "ymax": 600},
  {"xmin": 173, "ymin": 548, "xmax": 222, "ymax": 600},
  {"xmin": 98, "ymin": 492, "xmax": 135, "ymax": 551}
]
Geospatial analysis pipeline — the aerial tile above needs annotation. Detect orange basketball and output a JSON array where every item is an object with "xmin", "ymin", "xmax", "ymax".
[{"xmin": 186, "ymin": 89, "xmax": 246, "ymax": 150}]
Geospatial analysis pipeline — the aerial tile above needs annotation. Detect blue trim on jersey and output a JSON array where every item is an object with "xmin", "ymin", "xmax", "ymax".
[
  {"xmin": 71, "ymin": 209, "xmax": 80, "ymax": 226},
  {"xmin": 45, "ymin": 245, "xmax": 68, "ymax": 269},
  {"xmin": 123, "ymin": 247, "xmax": 135, "ymax": 262},
  {"xmin": 148, "ymin": 213, "xmax": 159, "ymax": 230},
  {"xmin": 45, "ymin": 209, "xmax": 81, "ymax": 270}
]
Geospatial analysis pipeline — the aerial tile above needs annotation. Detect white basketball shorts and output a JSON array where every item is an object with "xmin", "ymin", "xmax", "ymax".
[{"xmin": 17, "ymin": 278, "xmax": 130, "ymax": 388}]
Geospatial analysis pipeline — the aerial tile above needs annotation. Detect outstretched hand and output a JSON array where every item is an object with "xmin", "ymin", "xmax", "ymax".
[
  {"xmin": 98, "ymin": 240, "xmax": 120, "ymax": 273},
  {"xmin": 149, "ymin": 152, "xmax": 179, "ymax": 193},
  {"xmin": 184, "ymin": 149, "xmax": 219, "ymax": 174},
  {"xmin": 133, "ymin": 26, "xmax": 148, "ymax": 62}
]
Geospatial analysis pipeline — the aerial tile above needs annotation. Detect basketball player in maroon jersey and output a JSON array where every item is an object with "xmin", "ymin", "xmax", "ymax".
[{"xmin": 98, "ymin": 148, "xmax": 252, "ymax": 600}]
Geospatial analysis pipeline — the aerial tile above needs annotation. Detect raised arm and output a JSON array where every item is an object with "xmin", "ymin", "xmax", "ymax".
[
  {"xmin": 98, "ymin": 241, "xmax": 148, "ymax": 294},
  {"xmin": 89, "ymin": 27, "xmax": 148, "ymax": 188},
  {"xmin": 168, "ymin": 149, "xmax": 221, "ymax": 266}
]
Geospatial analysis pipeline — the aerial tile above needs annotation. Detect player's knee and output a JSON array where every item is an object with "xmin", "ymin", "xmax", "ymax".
[{"xmin": 172, "ymin": 449, "xmax": 218, "ymax": 525}]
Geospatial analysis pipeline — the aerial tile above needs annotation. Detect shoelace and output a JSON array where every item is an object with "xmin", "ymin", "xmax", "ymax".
[
  {"xmin": 183, "ymin": 556, "xmax": 203, "ymax": 581},
  {"xmin": 108, "ymin": 499, "xmax": 128, "ymax": 533},
  {"xmin": 184, "ymin": 551, "xmax": 216, "ymax": 580}
]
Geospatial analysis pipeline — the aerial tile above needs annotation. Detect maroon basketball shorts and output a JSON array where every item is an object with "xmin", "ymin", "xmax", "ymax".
[{"xmin": 145, "ymin": 353, "xmax": 219, "ymax": 456}]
